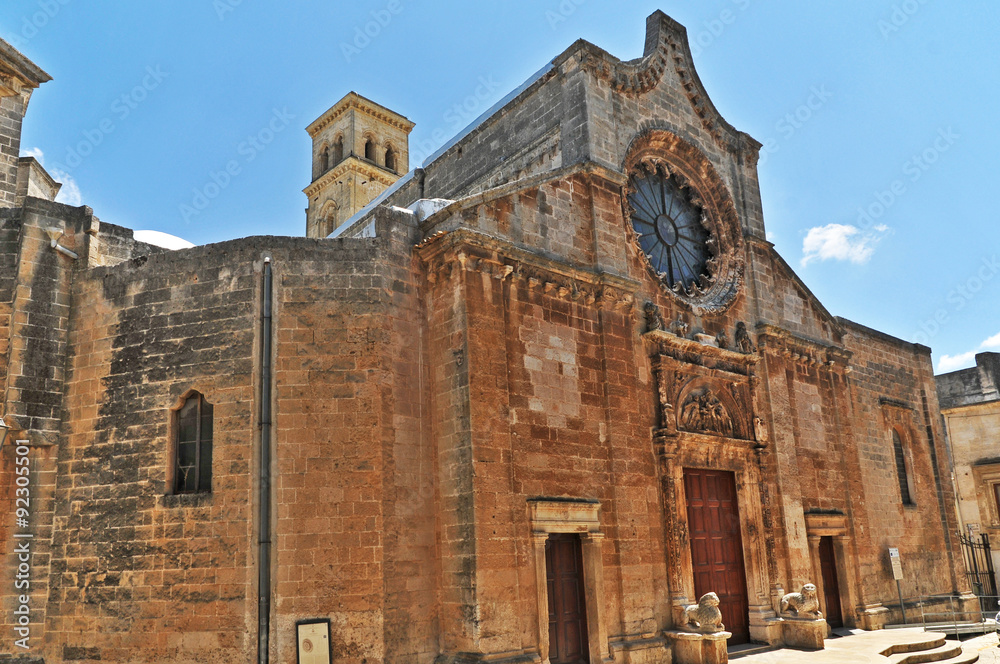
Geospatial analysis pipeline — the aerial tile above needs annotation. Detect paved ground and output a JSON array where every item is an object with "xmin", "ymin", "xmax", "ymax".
[
  {"xmin": 734, "ymin": 627, "xmax": 1000, "ymax": 663},
  {"xmin": 970, "ymin": 633, "xmax": 1000, "ymax": 663}
]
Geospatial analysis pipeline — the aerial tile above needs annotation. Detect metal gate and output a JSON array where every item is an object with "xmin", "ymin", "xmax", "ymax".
[{"xmin": 960, "ymin": 533, "xmax": 998, "ymax": 611}]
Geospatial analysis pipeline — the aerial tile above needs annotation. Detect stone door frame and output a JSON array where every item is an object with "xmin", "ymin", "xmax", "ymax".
[
  {"xmin": 659, "ymin": 434, "xmax": 778, "ymax": 643},
  {"xmin": 528, "ymin": 498, "xmax": 610, "ymax": 664},
  {"xmin": 804, "ymin": 513, "xmax": 858, "ymax": 629}
]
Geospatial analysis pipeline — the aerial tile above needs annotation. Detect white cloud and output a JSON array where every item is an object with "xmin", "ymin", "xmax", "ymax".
[
  {"xmin": 982, "ymin": 331, "xmax": 1000, "ymax": 349},
  {"xmin": 19, "ymin": 147, "xmax": 83, "ymax": 206},
  {"xmin": 51, "ymin": 169, "xmax": 82, "ymax": 206},
  {"xmin": 133, "ymin": 230, "xmax": 195, "ymax": 250},
  {"xmin": 936, "ymin": 329, "xmax": 1000, "ymax": 373},
  {"xmin": 800, "ymin": 223, "xmax": 888, "ymax": 266},
  {"xmin": 937, "ymin": 351, "xmax": 979, "ymax": 373}
]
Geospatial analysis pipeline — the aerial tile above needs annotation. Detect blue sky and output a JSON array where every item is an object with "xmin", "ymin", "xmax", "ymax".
[{"xmin": 2, "ymin": 1, "xmax": 997, "ymax": 374}]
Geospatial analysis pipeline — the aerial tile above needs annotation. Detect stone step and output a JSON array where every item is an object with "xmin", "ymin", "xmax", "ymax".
[
  {"xmin": 880, "ymin": 634, "xmax": 947, "ymax": 657},
  {"xmin": 886, "ymin": 640, "xmax": 976, "ymax": 664},
  {"xmin": 929, "ymin": 649, "xmax": 979, "ymax": 664}
]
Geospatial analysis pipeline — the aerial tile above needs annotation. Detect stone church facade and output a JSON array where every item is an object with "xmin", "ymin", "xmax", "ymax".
[{"xmin": 0, "ymin": 11, "xmax": 973, "ymax": 664}]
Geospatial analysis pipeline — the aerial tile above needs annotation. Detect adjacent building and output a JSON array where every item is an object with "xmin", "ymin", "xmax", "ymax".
[{"xmin": 938, "ymin": 352, "xmax": 1000, "ymax": 594}]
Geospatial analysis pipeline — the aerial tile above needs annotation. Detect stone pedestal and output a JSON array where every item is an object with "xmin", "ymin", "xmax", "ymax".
[
  {"xmin": 778, "ymin": 618, "xmax": 826, "ymax": 650},
  {"xmin": 665, "ymin": 631, "xmax": 731, "ymax": 664},
  {"xmin": 858, "ymin": 605, "xmax": 889, "ymax": 630}
]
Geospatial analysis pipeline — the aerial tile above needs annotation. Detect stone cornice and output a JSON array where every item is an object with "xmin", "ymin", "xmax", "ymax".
[
  {"xmin": 941, "ymin": 398, "xmax": 1000, "ymax": 416},
  {"xmin": 0, "ymin": 38, "xmax": 51, "ymax": 92},
  {"xmin": 643, "ymin": 329, "xmax": 758, "ymax": 370},
  {"xmin": 307, "ymin": 91, "xmax": 415, "ymax": 137},
  {"xmin": 804, "ymin": 512, "xmax": 848, "ymax": 537},
  {"xmin": 416, "ymin": 227, "xmax": 639, "ymax": 312},
  {"xmin": 755, "ymin": 323, "xmax": 851, "ymax": 368},
  {"xmin": 878, "ymin": 396, "xmax": 914, "ymax": 411},
  {"xmin": 419, "ymin": 160, "xmax": 628, "ymax": 235},
  {"xmin": 303, "ymin": 156, "xmax": 399, "ymax": 196}
]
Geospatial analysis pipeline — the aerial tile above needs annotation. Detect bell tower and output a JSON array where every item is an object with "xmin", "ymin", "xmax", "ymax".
[{"xmin": 304, "ymin": 92, "xmax": 414, "ymax": 238}]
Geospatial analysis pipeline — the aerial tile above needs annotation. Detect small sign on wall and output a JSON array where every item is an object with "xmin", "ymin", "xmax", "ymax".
[
  {"xmin": 888, "ymin": 547, "xmax": 904, "ymax": 581},
  {"xmin": 297, "ymin": 619, "xmax": 332, "ymax": 664},
  {"xmin": 968, "ymin": 523, "xmax": 981, "ymax": 536}
]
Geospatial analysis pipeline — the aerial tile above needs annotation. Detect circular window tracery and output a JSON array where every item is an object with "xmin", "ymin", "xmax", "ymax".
[
  {"xmin": 628, "ymin": 167, "xmax": 712, "ymax": 291},
  {"xmin": 622, "ymin": 131, "xmax": 745, "ymax": 315}
]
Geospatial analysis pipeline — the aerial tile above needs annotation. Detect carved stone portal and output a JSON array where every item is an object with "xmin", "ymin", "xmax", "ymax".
[{"xmin": 646, "ymin": 329, "xmax": 759, "ymax": 442}]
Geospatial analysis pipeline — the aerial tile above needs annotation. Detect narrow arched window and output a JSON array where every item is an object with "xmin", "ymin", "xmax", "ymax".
[
  {"xmin": 314, "ymin": 146, "xmax": 328, "ymax": 179},
  {"xmin": 332, "ymin": 136, "xmax": 343, "ymax": 166},
  {"xmin": 892, "ymin": 429, "xmax": 914, "ymax": 506},
  {"xmin": 320, "ymin": 202, "xmax": 337, "ymax": 236},
  {"xmin": 174, "ymin": 392, "xmax": 213, "ymax": 494},
  {"xmin": 364, "ymin": 138, "xmax": 375, "ymax": 162},
  {"xmin": 384, "ymin": 145, "xmax": 396, "ymax": 172}
]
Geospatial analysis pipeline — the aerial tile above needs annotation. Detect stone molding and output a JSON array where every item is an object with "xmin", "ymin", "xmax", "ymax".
[
  {"xmin": 416, "ymin": 228, "xmax": 639, "ymax": 313},
  {"xmin": 755, "ymin": 324, "xmax": 851, "ymax": 369},
  {"xmin": 306, "ymin": 90, "xmax": 415, "ymax": 137},
  {"xmin": 527, "ymin": 498, "xmax": 601, "ymax": 535},
  {"xmin": 0, "ymin": 39, "xmax": 51, "ymax": 95},
  {"xmin": 803, "ymin": 513, "xmax": 848, "ymax": 538},
  {"xmin": 417, "ymin": 160, "xmax": 629, "ymax": 238},
  {"xmin": 303, "ymin": 156, "xmax": 398, "ymax": 197}
]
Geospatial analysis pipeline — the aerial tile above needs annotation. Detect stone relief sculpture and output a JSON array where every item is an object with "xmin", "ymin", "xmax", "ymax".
[
  {"xmin": 644, "ymin": 301, "xmax": 665, "ymax": 333},
  {"xmin": 681, "ymin": 592, "xmax": 725, "ymax": 634},
  {"xmin": 715, "ymin": 329, "xmax": 728, "ymax": 350},
  {"xmin": 669, "ymin": 315, "xmax": 689, "ymax": 337},
  {"xmin": 735, "ymin": 322, "xmax": 755, "ymax": 354},
  {"xmin": 679, "ymin": 389, "xmax": 734, "ymax": 437},
  {"xmin": 780, "ymin": 584, "xmax": 822, "ymax": 619},
  {"xmin": 753, "ymin": 416, "xmax": 768, "ymax": 445}
]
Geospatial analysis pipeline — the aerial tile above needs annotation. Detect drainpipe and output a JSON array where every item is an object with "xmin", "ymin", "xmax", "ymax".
[{"xmin": 258, "ymin": 257, "xmax": 273, "ymax": 664}]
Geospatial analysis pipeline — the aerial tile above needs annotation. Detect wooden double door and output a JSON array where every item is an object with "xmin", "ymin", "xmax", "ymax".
[
  {"xmin": 684, "ymin": 468, "xmax": 751, "ymax": 644},
  {"xmin": 546, "ymin": 533, "xmax": 589, "ymax": 664}
]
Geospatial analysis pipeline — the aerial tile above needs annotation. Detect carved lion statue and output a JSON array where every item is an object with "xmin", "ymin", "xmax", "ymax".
[
  {"xmin": 780, "ymin": 584, "xmax": 822, "ymax": 619},
  {"xmin": 682, "ymin": 592, "xmax": 725, "ymax": 633}
]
